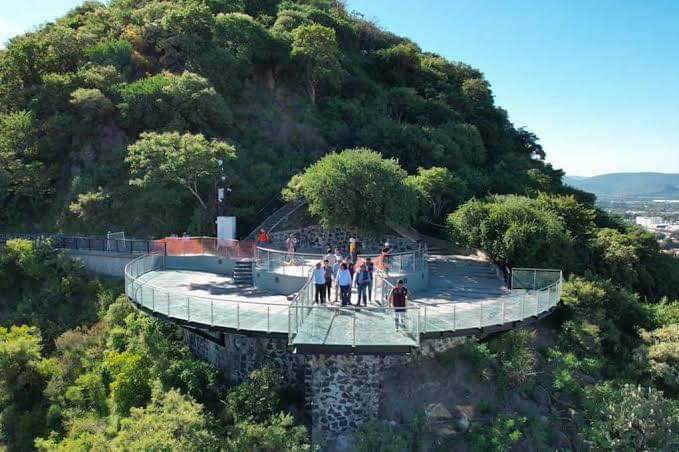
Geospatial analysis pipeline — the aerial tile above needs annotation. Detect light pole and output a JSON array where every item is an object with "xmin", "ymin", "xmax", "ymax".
[{"xmin": 216, "ymin": 159, "xmax": 235, "ymax": 245}]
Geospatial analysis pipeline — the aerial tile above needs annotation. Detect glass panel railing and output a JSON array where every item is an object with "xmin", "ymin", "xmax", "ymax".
[
  {"xmin": 511, "ymin": 268, "xmax": 562, "ymax": 290},
  {"xmin": 255, "ymin": 246, "xmax": 428, "ymax": 278},
  {"xmin": 125, "ymin": 254, "xmax": 289, "ymax": 334}
]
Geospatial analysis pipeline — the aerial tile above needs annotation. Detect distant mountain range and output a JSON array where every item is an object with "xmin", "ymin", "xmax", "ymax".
[{"xmin": 563, "ymin": 172, "xmax": 679, "ymax": 200}]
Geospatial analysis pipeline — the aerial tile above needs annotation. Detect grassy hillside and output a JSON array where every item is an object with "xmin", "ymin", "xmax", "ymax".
[
  {"xmin": 0, "ymin": 0, "xmax": 578, "ymax": 237},
  {"xmin": 564, "ymin": 172, "xmax": 679, "ymax": 199}
]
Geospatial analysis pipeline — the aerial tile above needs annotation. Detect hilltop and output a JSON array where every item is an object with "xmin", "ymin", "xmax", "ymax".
[
  {"xmin": 0, "ymin": 0, "xmax": 580, "ymax": 237},
  {"xmin": 564, "ymin": 172, "xmax": 679, "ymax": 200}
]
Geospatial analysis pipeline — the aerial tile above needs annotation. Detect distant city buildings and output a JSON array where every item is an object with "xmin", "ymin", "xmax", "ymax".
[{"xmin": 636, "ymin": 216, "xmax": 664, "ymax": 228}]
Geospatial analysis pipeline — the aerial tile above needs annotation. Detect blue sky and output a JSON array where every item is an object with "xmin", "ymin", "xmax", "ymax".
[{"xmin": 2, "ymin": 0, "xmax": 678, "ymax": 176}]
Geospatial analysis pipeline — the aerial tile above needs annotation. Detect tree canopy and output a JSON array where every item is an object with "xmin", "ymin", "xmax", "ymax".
[
  {"xmin": 283, "ymin": 148, "xmax": 419, "ymax": 230},
  {"xmin": 126, "ymin": 131, "xmax": 236, "ymax": 210}
]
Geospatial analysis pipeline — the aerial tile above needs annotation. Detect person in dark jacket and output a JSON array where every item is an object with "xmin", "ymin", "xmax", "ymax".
[
  {"xmin": 389, "ymin": 279, "xmax": 408, "ymax": 331},
  {"xmin": 354, "ymin": 263, "xmax": 371, "ymax": 306}
]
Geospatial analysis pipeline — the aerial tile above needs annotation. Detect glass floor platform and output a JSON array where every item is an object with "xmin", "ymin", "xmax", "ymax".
[{"xmin": 290, "ymin": 306, "xmax": 418, "ymax": 350}]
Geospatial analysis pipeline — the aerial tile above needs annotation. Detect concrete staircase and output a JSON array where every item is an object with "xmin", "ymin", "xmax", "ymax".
[{"xmin": 232, "ymin": 261, "xmax": 253, "ymax": 286}]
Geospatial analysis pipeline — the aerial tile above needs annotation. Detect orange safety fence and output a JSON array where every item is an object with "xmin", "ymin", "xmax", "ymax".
[{"xmin": 152, "ymin": 237, "xmax": 256, "ymax": 259}]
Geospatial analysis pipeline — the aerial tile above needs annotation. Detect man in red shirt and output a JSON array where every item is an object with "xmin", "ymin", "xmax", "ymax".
[{"xmin": 389, "ymin": 279, "xmax": 408, "ymax": 331}]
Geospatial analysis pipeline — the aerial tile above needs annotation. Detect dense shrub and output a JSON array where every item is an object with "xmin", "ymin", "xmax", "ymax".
[
  {"xmin": 584, "ymin": 383, "xmax": 679, "ymax": 451},
  {"xmin": 448, "ymin": 195, "xmax": 576, "ymax": 270},
  {"xmin": 0, "ymin": 240, "xmax": 100, "ymax": 347}
]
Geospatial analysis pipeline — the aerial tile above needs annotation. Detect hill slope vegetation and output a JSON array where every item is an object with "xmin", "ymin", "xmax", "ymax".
[{"xmin": 0, "ymin": 0, "xmax": 578, "ymax": 236}]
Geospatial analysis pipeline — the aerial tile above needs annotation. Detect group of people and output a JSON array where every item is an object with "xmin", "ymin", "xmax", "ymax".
[
  {"xmin": 308, "ymin": 239, "xmax": 409, "ymax": 331},
  {"xmin": 311, "ymin": 244, "xmax": 377, "ymax": 307}
]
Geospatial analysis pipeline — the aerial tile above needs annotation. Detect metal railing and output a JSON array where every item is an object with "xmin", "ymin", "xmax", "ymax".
[
  {"xmin": 254, "ymin": 245, "xmax": 428, "ymax": 277},
  {"xmin": 125, "ymin": 254, "xmax": 288, "ymax": 333},
  {"xmin": 1, "ymin": 233, "xmax": 257, "ymax": 259},
  {"xmin": 255, "ymin": 246, "xmax": 328, "ymax": 276},
  {"xmin": 1, "ymin": 232, "xmax": 154, "ymax": 254}
]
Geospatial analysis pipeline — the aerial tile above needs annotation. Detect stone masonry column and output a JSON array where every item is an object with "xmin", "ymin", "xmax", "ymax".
[{"xmin": 306, "ymin": 354, "xmax": 399, "ymax": 445}]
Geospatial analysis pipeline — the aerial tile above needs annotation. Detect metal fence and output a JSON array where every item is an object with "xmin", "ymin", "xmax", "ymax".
[
  {"xmin": 0, "ymin": 233, "xmax": 154, "ymax": 254},
  {"xmin": 1, "ymin": 233, "xmax": 256, "ymax": 258}
]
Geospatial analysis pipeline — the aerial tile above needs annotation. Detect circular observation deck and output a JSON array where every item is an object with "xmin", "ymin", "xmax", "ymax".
[{"xmin": 125, "ymin": 247, "xmax": 562, "ymax": 354}]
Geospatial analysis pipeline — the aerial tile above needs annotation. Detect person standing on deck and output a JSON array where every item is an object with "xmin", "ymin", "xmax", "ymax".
[
  {"xmin": 312, "ymin": 262, "xmax": 326, "ymax": 304},
  {"xmin": 349, "ymin": 237, "xmax": 359, "ymax": 264},
  {"xmin": 381, "ymin": 241, "xmax": 392, "ymax": 274},
  {"xmin": 334, "ymin": 247, "xmax": 343, "ymax": 265},
  {"xmin": 389, "ymin": 279, "xmax": 408, "ymax": 331},
  {"xmin": 323, "ymin": 259, "xmax": 333, "ymax": 302},
  {"xmin": 354, "ymin": 263, "xmax": 371, "ymax": 307},
  {"xmin": 324, "ymin": 247, "xmax": 335, "ymax": 266},
  {"xmin": 332, "ymin": 258, "xmax": 342, "ymax": 303},
  {"xmin": 337, "ymin": 263, "xmax": 352, "ymax": 306},
  {"xmin": 285, "ymin": 234, "xmax": 297, "ymax": 263},
  {"xmin": 365, "ymin": 257, "xmax": 375, "ymax": 302},
  {"xmin": 257, "ymin": 228, "xmax": 270, "ymax": 245}
]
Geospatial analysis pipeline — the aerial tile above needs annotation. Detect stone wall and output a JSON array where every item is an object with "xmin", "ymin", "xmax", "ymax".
[
  {"xmin": 184, "ymin": 329, "xmax": 466, "ymax": 448},
  {"xmin": 306, "ymin": 354, "xmax": 407, "ymax": 444},
  {"xmin": 269, "ymin": 225, "xmax": 415, "ymax": 253},
  {"xmin": 184, "ymin": 329, "xmax": 308, "ymax": 388}
]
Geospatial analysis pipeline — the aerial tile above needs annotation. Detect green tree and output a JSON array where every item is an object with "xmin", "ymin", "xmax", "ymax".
[
  {"xmin": 560, "ymin": 277, "xmax": 651, "ymax": 362},
  {"xmin": 126, "ymin": 132, "xmax": 236, "ymax": 210},
  {"xmin": 290, "ymin": 24, "xmax": 339, "ymax": 103},
  {"xmin": 103, "ymin": 350, "xmax": 151, "ymax": 415},
  {"xmin": 227, "ymin": 413, "xmax": 311, "ymax": 452},
  {"xmin": 0, "ymin": 111, "xmax": 44, "ymax": 209},
  {"xmin": 224, "ymin": 365, "xmax": 284, "ymax": 423},
  {"xmin": 0, "ymin": 326, "xmax": 56, "ymax": 450},
  {"xmin": 584, "ymin": 383, "xmax": 679, "ymax": 451},
  {"xmin": 111, "ymin": 389, "xmax": 223, "ymax": 450},
  {"xmin": 635, "ymin": 324, "xmax": 679, "ymax": 395},
  {"xmin": 118, "ymin": 71, "xmax": 232, "ymax": 136},
  {"xmin": 406, "ymin": 166, "xmax": 468, "ymax": 223},
  {"xmin": 283, "ymin": 148, "xmax": 419, "ymax": 230},
  {"xmin": 448, "ymin": 195, "xmax": 575, "ymax": 270},
  {"xmin": 0, "ymin": 240, "xmax": 100, "ymax": 347}
]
